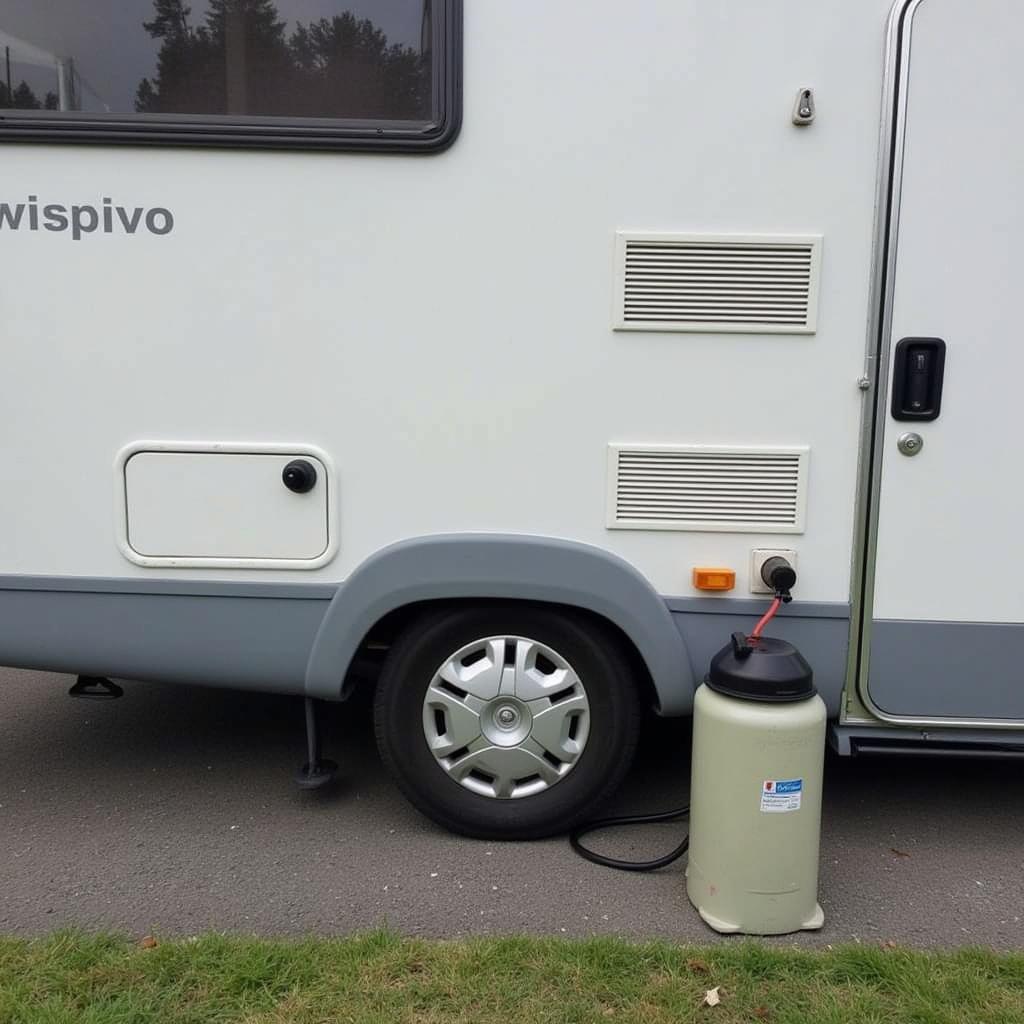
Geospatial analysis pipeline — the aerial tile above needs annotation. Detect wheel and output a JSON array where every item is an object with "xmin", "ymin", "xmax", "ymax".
[{"xmin": 373, "ymin": 604, "xmax": 642, "ymax": 839}]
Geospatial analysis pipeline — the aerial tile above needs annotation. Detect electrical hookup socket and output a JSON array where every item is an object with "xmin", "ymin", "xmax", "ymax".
[{"xmin": 750, "ymin": 549, "xmax": 798, "ymax": 595}]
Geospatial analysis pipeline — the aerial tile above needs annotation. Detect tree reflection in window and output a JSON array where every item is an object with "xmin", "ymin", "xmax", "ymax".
[
  {"xmin": 134, "ymin": 0, "xmax": 431, "ymax": 121},
  {"xmin": 1, "ymin": 80, "xmax": 58, "ymax": 110}
]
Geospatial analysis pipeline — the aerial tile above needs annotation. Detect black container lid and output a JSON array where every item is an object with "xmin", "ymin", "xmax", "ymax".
[{"xmin": 706, "ymin": 632, "xmax": 815, "ymax": 703}]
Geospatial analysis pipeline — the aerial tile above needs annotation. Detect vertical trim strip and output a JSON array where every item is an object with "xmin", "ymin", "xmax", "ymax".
[{"xmin": 845, "ymin": 0, "xmax": 922, "ymax": 719}]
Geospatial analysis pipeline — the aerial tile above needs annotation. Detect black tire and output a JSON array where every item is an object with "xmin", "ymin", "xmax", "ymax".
[{"xmin": 373, "ymin": 604, "xmax": 642, "ymax": 839}]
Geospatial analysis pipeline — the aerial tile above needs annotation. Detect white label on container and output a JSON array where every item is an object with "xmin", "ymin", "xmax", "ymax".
[{"xmin": 760, "ymin": 778, "xmax": 802, "ymax": 813}]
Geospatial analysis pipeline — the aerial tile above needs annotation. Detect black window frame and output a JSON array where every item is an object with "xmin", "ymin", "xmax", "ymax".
[{"xmin": 0, "ymin": 0, "xmax": 461, "ymax": 152}]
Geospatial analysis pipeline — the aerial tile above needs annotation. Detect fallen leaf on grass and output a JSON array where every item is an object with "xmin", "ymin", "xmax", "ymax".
[
  {"xmin": 139, "ymin": 936, "xmax": 158, "ymax": 949},
  {"xmin": 753, "ymin": 1007, "xmax": 771, "ymax": 1020},
  {"xmin": 687, "ymin": 958, "xmax": 711, "ymax": 974},
  {"xmin": 703, "ymin": 986, "xmax": 721, "ymax": 1007},
  {"xmin": 881, "ymin": 940, "xmax": 899, "ymax": 950}
]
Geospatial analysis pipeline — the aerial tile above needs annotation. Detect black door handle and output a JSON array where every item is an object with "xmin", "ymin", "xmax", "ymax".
[{"xmin": 891, "ymin": 337, "xmax": 946, "ymax": 421}]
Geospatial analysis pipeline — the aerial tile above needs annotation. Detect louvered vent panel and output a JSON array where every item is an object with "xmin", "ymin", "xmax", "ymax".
[
  {"xmin": 607, "ymin": 445, "xmax": 808, "ymax": 533},
  {"xmin": 614, "ymin": 233, "xmax": 822, "ymax": 334}
]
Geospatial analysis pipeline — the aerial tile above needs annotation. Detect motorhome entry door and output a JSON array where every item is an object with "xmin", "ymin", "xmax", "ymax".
[{"xmin": 862, "ymin": 0, "xmax": 1024, "ymax": 723}]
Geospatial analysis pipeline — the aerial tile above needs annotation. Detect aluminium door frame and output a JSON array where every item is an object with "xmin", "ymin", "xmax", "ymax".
[{"xmin": 845, "ymin": 0, "xmax": 1024, "ymax": 729}]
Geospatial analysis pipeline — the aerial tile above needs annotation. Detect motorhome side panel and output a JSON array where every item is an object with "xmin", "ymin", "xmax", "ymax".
[{"xmin": 1, "ymin": 1, "xmax": 883, "ymax": 593}]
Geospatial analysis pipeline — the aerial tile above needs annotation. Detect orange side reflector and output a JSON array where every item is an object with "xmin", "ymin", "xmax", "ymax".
[{"xmin": 693, "ymin": 568, "xmax": 736, "ymax": 592}]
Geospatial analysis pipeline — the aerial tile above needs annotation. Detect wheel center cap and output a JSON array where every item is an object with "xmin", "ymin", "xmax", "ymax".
[
  {"xmin": 496, "ymin": 705, "xmax": 519, "ymax": 728},
  {"xmin": 481, "ymin": 698, "xmax": 532, "ymax": 747}
]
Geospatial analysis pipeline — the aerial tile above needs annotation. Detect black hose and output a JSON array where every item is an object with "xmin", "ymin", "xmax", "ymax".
[
  {"xmin": 569, "ymin": 805, "xmax": 690, "ymax": 871},
  {"xmin": 572, "ymin": 596, "xmax": 784, "ymax": 872}
]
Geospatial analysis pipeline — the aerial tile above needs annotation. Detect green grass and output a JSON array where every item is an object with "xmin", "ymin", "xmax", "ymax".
[{"xmin": 1, "ymin": 932, "xmax": 1023, "ymax": 1024}]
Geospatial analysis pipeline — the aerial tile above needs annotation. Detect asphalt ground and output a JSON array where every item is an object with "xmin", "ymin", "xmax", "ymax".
[{"xmin": 1, "ymin": 667, "xmax": 1022, "ymax": 948}]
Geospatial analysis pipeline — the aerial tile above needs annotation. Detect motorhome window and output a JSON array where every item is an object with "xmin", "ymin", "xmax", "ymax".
[{"xmin": 0, "ymin": 0, "xmax": 460, "ymax": 150}]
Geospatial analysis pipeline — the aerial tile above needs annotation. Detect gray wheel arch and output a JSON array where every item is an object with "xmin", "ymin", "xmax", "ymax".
[{"xmin": 304, "ymin": 535, "xmax": 694, "ymax": 714}]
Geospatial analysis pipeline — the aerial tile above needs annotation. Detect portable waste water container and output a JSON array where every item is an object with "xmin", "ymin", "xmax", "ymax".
[{"xmin": 686, "ymin": 632, "xmax": 826, "ymax": 935}]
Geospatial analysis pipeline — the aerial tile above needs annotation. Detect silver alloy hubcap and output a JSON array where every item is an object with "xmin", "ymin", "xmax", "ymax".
[{"xmin": 422, "ymin": 635, "xmax": 591, "ymax": 799}]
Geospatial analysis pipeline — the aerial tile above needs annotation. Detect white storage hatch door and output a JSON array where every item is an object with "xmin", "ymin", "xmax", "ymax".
[{"xmin": 122, "ymin": 448, "xmax": 332, "ymax": 568}]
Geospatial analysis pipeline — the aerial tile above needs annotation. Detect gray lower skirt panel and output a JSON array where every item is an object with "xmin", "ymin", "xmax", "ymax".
[
  {"xmin": 0, "ymin": 572, "xmax": 850, "ymax": 712},
  {"xmin": 869, "ymin": 619, "xmax": 1024, "ymax": 720},
  {"xmin": 668, "ymin": 598, "xmax": 850, "ymax": 718},
  {"xmin": 0, "ymin": 585, "xmax": 331, "ymax": 693}
]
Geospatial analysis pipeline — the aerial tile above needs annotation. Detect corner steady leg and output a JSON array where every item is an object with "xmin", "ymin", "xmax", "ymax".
[{"xmin": 295, "ymin": 696, "xmax": 338, "ymax": 789}]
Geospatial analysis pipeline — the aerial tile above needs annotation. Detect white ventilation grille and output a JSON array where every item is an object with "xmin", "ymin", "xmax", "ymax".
[
  {"xmin": 607, "ymin": 444, "xmax": 809, "ymax": 533},
  {"xmin": 613, "ymin": 233, "xmax": 822, "ymax": 334}
]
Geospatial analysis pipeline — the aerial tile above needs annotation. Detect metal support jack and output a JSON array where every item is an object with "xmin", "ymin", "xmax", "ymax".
[
  {"xmin": 295, "ymin": 696, "xmax": 338, "ymax": 789},
  {"xmin": 68, "ymin": 676, "xmax": 124, "ymax": 699}
]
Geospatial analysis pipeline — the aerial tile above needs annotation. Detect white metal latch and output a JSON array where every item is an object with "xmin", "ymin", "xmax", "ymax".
[{"xmin": 792, "ymin": 88, "xmax": 815, "ymax": 126}]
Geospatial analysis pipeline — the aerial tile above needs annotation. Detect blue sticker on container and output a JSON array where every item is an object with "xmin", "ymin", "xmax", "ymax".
[{"xmin": 760, "ymin": 778, "xmax": 803, "ymax": 812}]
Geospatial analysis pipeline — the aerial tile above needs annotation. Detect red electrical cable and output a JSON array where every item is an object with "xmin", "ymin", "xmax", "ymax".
[{"xmin": 750, "ymin": 595, "xmax": 782, "ymax": 640}]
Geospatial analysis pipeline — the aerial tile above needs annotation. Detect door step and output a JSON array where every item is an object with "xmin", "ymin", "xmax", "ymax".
[{"xmin": 830, "ymin": 724, "xmax": 1024, "ymax": 759}]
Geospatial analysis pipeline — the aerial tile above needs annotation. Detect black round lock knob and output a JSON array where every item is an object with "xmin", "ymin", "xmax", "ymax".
[{"xmin": 282, "ymin": 459, "xmax": 318, "ymax": 494}]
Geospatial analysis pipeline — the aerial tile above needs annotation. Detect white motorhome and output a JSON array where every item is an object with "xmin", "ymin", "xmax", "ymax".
[{"xmin": 1, "ymin": 0, "xmax": 1020, "ymax": 838}]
